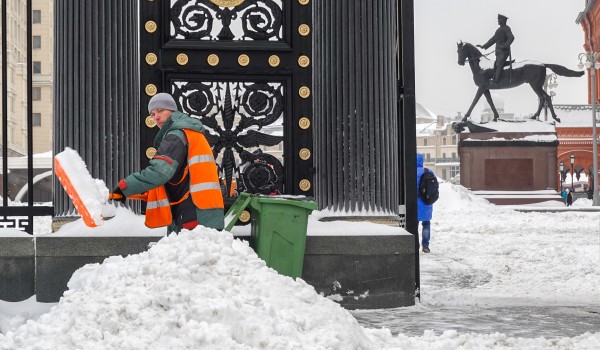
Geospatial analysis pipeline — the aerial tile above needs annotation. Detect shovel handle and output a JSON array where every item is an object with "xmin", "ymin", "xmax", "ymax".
[{"xmin": 109, "ymin": 192, "xmax": 148, "ymax": 201}]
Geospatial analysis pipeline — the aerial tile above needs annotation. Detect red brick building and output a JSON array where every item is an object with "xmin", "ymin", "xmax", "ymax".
[
  {"xmin": 554, "ymin": 2, "xmax": 600, "ymax": 193},
  {"xmin": 554, "ymin": 105, "xmax": 596, "ymax": 191}
]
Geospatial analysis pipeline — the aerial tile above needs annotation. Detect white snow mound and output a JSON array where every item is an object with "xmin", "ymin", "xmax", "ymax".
[
  {"xmin": 0, "ymin": 228, "xmax": 375, "ymax": 350},
  {"xmin": 435, "ymin": 182, "xmax": 493, "ymax": 212}
]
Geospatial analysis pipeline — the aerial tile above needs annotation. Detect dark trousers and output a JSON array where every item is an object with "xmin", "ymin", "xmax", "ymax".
[{"xmin": 493, "ymin": 52, "xmax": 509, "ymax": 83}]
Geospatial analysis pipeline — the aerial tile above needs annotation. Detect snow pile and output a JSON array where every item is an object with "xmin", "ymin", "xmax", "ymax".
[
  {"xmin": 366, "ymin": 329, "xmax": 600, "ymax": 349},
  {"xmin": 55, "ymin": 148, "xmax": 114, "ymax": 224},
  {"xmin": 435, "ymin": 182, "xmax": 493, "ymax": 212},
  {"xmin": 0, "ymin": 228, "xmax": 375, "ymax": 349},
  {"xmin": 426, "ymin": 183, "xmax": 600, "ymax": 307}
]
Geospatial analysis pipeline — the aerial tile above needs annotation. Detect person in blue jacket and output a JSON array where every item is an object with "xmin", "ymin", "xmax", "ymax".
[{"xmin": 416, "ymin": 153, "xmax": 434, "ymax": 253}]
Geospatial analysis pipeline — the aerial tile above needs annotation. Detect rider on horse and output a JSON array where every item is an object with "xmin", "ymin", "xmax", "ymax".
[{"xmin": 477, "ymin": 14, "xmax": 514, "ymax": 84}]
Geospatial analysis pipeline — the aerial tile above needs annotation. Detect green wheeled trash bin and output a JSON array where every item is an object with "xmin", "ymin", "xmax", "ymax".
[{"xmin": 225, "ymin": 193, "xmax": 317, "ymax": 278}]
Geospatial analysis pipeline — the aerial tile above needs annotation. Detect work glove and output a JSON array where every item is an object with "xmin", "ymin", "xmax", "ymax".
[{"xmin": 111, "ymin": 186, "xmax": 126, "ymax": 204}]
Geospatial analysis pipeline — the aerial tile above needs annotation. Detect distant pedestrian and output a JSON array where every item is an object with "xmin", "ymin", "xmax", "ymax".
[
  {"xmin": 416, "ymin": 153, "xmax": 437, "ymax": 253},
  {"xmin": 561, "ymin": 189, "xmax": 567, "ymax": 206},
  {"xmin": 566, "ymin": 188, "xmax": 573, "ymax": 207}
]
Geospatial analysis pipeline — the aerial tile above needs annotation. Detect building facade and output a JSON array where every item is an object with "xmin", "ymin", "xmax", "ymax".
[
  {"xmin": 1, "ymin": 0, "xmax": 53, "ymax": 155},
  {"xmin": 416, "ymin": 106, "xmax": 460, "ymax": 183}
]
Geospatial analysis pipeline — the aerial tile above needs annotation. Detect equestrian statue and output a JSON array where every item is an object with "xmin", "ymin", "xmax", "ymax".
[{"xmin": 456, "ymin": 14, "xmax": 584, "ymax": 124}]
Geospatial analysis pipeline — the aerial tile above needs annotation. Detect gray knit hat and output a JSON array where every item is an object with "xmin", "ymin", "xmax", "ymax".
[{"xmin": 148, "ymin": 93, "xmax": 178, "ymax": 114}]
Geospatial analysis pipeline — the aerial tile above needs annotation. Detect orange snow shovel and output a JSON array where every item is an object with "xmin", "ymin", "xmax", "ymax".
[{"xmin": 54, "ymin": 154, "xmax": 147, "ymax": 227}]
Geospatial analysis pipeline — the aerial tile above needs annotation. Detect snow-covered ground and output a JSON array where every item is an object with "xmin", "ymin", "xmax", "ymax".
[{"xmin": 0, "ymin": 182, "xmax": 599, "ymax": 349}]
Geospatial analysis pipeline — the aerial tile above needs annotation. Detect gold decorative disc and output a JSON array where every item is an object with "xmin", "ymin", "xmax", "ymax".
[
  {"xmin": 268, "ymin": 55, "xmax": 280, "ymax": 67},
  {"xmin": 145, "ymin": 116, "xmax": 157, "ymax": 128},
  {"xmin": 145, "ymin": 84, "xmax": 157, "ymax": 96},
  {"xmin": 299, "ymin": 86, "xmax": 311, "ymax": 98},
  {"xmin": 298, "ymin": 117, "xmax": 311, "ymax": 129},
  {"xmin": 176, "ymin": 53, "xmax": 189, "ymax": 65},
  {"xmin": 146, "ymin": 147, "xmax": 157, "ymax": 159},
  {"xmin": 239, "ymin": 210, "xmax": 251, "ymax": 223},
  {"xmin": 299, "ymin": 148, "xmax": 311, "ymax": 160},
  {"xmin": 298, "ymin": 55, "xmax": 310, "ymax": 68},
  {"xmin": 298, "ymin": 24, "xmax": 310, "ymax": 36},
  {"xmin": 298, "ymin": 0, "xmax": 310, "ymax": 5},
  {"xmin": 207, "ymin": 54, "xmax": 220, "ymax": 66},
  {"xmin": 238, "ymin": 54, "xmax": 250, "ymax": 66},
  {"xmin": 299, "ymin": 179, "xmax": 311, "ymax": 192},
  {"xmin": 145, "ymin": 20, "xmax": 157, "ymax": 33},
  {"xmin": 209, "ymin": 0, "xmax": 245, "ymax": 7},
  {"xmin": 145, "ymin": 53, "xmax": 158, "ymax": 65}
]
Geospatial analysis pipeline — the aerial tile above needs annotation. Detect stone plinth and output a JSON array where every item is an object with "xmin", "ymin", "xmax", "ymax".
[
  {"xmin": 2, "ymin": 232, "xmax": 415, "ymax": 309},
  {"xmin": 35, "ymin": 236, "xmax": 162, "ymax": 302},
  {"xmin": 0, "ymin": 237, "xmax": 35, "ymax": 302},
  {"xmin": 458, "ymin": 121, "xmax": 559, "ymax": 200},
  {"xmin": 302, "ymin": 235, "xmax": 415, "ymax": 309}
]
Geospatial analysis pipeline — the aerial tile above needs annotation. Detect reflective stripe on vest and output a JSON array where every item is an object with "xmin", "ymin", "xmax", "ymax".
[
  {"xmin": 183, "ymin": 129, "xmax": 225, "ymax": 210},
  {"xmin": 145, "ymin": 186, "xmax": 172, "ymax": 228}
]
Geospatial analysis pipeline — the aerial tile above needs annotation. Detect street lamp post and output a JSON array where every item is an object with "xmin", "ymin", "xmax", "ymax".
[
  {"xmin": 559, "ymin": 162, "xmax": 564, "ymax": 191},
  {"xmin": 578, "ymin": 52, "xmax": 600, "ymax": 206},
  {"xmin": 570, "ymin": 154, "xmax": 575, "ymax": 192},
  {"xmin": 543, "ymin": 73, "xmax": 558, "ymax": 122}
]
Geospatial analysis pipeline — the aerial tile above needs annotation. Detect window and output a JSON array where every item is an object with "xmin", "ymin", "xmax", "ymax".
[
  {"xmin": 442, "ymin": 138, "xmax": 447, "ymax": 145},
  {"xmin": 426, "ymin": 153, "xmax": 431, "ymax": 162},
  {"xmin": 33, "ymin": 10, "xmax": 41, "ymax": 24},
  {"xmin": 33, "ymin": 61, "xmax": 41, "ymax": 74},
  {"xmin": 442, "ymin": 169, "xmax": 447, "ymax": 179},
  {"xmin": 451, "ymin": 165, "xmax": 460, "ymax": 179},
  {"xmin": 452, "ymin": 152, "xmax": 456, "ymax": 159},
  {"xmin": 33, "ymin": 113, "xmax": 41, "ymax": 126},
  {"xmin": 423, "ymin": 138, "xmax": 428, "ymax": 146},
  {"xmin": 33, "ymin": 36, "xmax": 41, "ymax": 49},
  {"xmin": 32, "ymin": 87, "xmax": 41, "ymax": 100}
]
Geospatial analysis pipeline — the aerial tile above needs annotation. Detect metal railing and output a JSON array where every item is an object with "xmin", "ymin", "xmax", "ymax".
[{"xmin": 1, "ymin": 0, "xmax": 53, "ymax": 234}]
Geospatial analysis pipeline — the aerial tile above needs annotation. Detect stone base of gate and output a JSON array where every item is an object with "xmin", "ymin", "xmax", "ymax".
[
  {"xmin": 23, "ymin": 234, "xmax": 414, "ymax": 309},
  {"xmin": 35, "ymin": 236, "xmax": 162, "ymax": 303},
  {"xmin": 0, "ymin": 237, "xmax": 35, "ymax": 302},
  {"xmin": 302, "ymin": 235, "xmax": 415, "ymax": 309}
]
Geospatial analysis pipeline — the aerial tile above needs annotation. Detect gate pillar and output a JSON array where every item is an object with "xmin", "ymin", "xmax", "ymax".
[
  {"xmin": 53, "ymin": 0, "xmax": 139, "ymax": 217},
  {"xmin": 314, "ymin": 0, "xmax": 399, "ymax": 216}
]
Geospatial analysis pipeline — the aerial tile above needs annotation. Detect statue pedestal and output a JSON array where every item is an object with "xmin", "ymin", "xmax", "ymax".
[{"xmin": 458, "ymin": 121, "xmax": 560, "ymax": 205}]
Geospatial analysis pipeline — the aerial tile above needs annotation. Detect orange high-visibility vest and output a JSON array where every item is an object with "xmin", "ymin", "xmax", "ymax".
[
  {"xmin": 144, "ymin": 186, "xmax": 172, "ymax": 228},
  {"xmin": 183, "ymin": 129, "xmax": 224, "ymax": 211},
  {"xmin": 144, "ymin": 129, "xmax": 224, "ymax": 228}
]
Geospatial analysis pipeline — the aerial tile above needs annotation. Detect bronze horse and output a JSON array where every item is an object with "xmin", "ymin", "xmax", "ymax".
[{"xmin": 457, "ymin": 41, "xmax": 584, "ymax": 123}]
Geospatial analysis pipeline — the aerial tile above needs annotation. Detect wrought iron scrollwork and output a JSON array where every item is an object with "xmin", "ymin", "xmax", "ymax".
[
  {"xmin": 170, "ymin": 0, "xmax": 283, "ymax": 41},
  {"xmin": 172, "ymin": 80, "xmax": 284, "ymax": 199}
]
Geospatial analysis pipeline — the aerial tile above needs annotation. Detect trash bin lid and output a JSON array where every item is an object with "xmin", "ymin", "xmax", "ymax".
[{"xmin": 249, "ymin": 195, "xmax": 317, "ymax": 211}]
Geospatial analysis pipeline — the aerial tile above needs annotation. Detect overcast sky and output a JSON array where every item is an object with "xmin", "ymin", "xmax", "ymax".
[{"xmin": 415, "ymin": 0, "xmax": 589, "ymax": 119}]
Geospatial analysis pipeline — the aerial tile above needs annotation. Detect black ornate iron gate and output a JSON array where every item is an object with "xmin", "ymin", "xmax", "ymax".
[
  {"xmin": 1, "ymin": 0, "xmax": 53, "ymax": 234},
  {"xmin": 139, "ymin": 0, "xmax": 313, "ymax": 204}
]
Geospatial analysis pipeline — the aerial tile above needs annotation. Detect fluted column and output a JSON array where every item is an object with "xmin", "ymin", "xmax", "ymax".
[
  {"xmin": 53, "ymin": 0, "xmax": 139, "ymax": 216},
  {"xmin": 314, "ymin": 0, "xmax": 399, "ymax": 214}
]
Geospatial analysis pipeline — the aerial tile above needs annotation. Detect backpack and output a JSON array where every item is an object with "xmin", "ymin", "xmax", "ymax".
[{"xmin": 419, "ymin": 168, "xmax": 439, "ymax": 205}]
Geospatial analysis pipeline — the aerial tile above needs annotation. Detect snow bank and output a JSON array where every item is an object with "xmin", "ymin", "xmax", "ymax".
[
  {"xmin": 0, "ymin": 228, "xmax": 376, "ymax": 349},
  {"xmin": 435, "ymin": 182, "xmax": 493, "ymax": 212}
]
